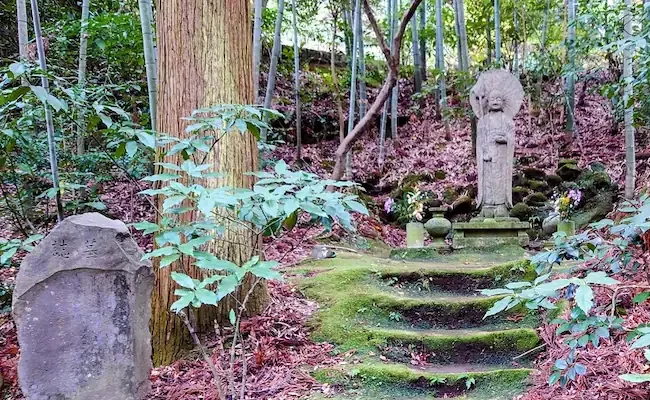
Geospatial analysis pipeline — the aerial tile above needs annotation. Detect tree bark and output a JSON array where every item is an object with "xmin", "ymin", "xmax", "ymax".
[
  {"xmin": 291, "ymin": 0, "xmax": 302, "ymax": 160},
  {"xmin": 390, "ymin": 0, "xmax": 399, "ymax": 139},
  {"xmin": 379, "ymin": 0, "xmax": 392, "ymax": 167},
  {"xmin": 17, "ymin": 0, "xmax": 29, "ymax": 60},
  {"xmin": 345, "ymin": 0, "xmax": 361, "ymax": 179},
  {"xmin": 152, "ymin": 0, "xmax": 268, "ymax": 366},
  {"xmin": 411, "ymin": 8, "xmax": 422, "ymax": 92},
  {"xmin": 513, "ymin": 5, "xmax": 519, "ymax": 76},
  {"xmin": 357, "ymin": 9, "xmax": 368, "ymax": 117},
  {"xmin": 419, "ymin": 0, "xmax": 427, "ymax": 80},
  {"xmin": 261, "ymin": 0, "xmax": 285, "ymax": 141},
  {"xmin": 436, "ymin": 0, "xmax": 451, "ymax": 140},
  {"xmin": 139, "ymin": 0, "xmax": 157, "ymax": 131},
  {"xmin": 31, "ymin": 0, "xmax": 64, "ymax": 222},
  {"xmin": 453, "ymin": 0, "xmax": 463, "ymax": 69},
  {"xmin": 457, "ymin": 0, "xmax": 469, "ymax": 71},
  {"xmin": 494, "ymin": 0, "xmax": 501, "ymax": 64},
  {"xmin": 253, "ymin": 0, "xmax": 263, "ymax": 102},
  {"xmin": 623, "ymin": 0, "xmax": 635, "ymax": 198},
  {"xmin": 76, "ymin": 0, "xmax": 90, "ymax": 199},
  {"xmin": 565, "ymin": 0, "xmax": 576, "ymax": 136},
  {"xmin": 331, "ymin": 0, "xmax": 424, "ymax": 181}
]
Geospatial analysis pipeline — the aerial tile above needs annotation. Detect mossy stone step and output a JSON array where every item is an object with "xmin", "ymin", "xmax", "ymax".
[
  {"xmin": 312, "ymin": 362, "xmax": 533, "ymax": 399},
  {"xmin": 363, "ymin": 291, "xmax": 526, "ymax": 330},
  {"xmin": 367, "ymin": 327, "xmax": 539, "ymax": 365},
  {"xmin": 389, "ymin": 245, "xmax": 527, "ymax": 263}
]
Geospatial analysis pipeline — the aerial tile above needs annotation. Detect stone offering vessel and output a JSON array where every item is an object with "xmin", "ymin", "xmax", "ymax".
[
  {"xmin": 12, "ymin": 213, "xmax": 154, "ymax": 400},
  {"xmin": 470, "ymin": 69, "xmax": 524, "ymax": 219}
]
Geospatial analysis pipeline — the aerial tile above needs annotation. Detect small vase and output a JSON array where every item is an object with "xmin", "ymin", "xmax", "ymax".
[
  {"xmin": 557, "ymin": 220, "xmax": 576, "ymax": 236},
  {"xmin": 406, "ymin": 222, "xmax": 425, "ymax": 248}
]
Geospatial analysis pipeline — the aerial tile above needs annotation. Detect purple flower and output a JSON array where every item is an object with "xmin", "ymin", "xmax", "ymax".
[{"xmin": 384, "ymin": 198, "xmax": 394, "ymax": 214}]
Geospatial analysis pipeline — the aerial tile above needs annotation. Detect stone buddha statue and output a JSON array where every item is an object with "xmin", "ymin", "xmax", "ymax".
[{"xmin": 470, "ymin": 70, "xmax": 524, "ymax": 219}]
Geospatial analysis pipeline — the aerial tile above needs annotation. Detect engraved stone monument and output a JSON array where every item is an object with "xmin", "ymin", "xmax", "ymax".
[
  {"xmin": 453, "ymin": 70, "xmax": 530, "ymax": 248},
  {"xmin": 13, "ymin": 213, "xmax": 154, "ymax": 400}
]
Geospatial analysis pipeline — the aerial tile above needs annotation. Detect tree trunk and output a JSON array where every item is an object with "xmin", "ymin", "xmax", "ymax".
[
  {"xmin": 486, "ymin": 24, "xmax": 493, "ymax": 65},
  {"xmin": 436, "ymin": 0, "xmax": 450, "ymax": 139},
  {"xmin": 330, "ymin": 10, "xmax": 346, "ymax": 144},
  {"xmin": 139, "ymin": 0, "xmax": 157, "ymax": 131},
  {"xmin": 253, "ymin": 0, "xmax": 263, "ymax": 102},
  {"xmin": 17, "ymin": 0, "xmax": 29, "ymax": 60},
  {"xmin": 76, "ymin": 0, "xmax": 90, "ymax": 199},
  {"xmin": 291, "ymin": 0, "xmax": 302, "ymax": 160},
  {"xmin": 565, "ymin": 0, "xmax": 576, "ymax": 136},
  {"xmin": 31, "ymin": 0, "xmax": 64, "ymax": 222},
  {"xmin": 419, "ymin": 0, "xmax": 427, "ymax": 80},
  {"xmin": 346, "ymin": 0, "xmax": 361, "ymax": 179},
  {"xmin": 357, "ymin": 10, "xmax": 368, "ymax": 117},
  {"xmin": 457, "ymin": 0, "xmax": 469, "ymax": 71},
  {"xmin": 453, "ymin": 0, "xmax": 462, "ymax": 69},
  {"xmin": 623, "ymin": 0, "xmax": 635, "ymax": 198},
  {"xmin": 412, "ymin": 12, "xmax": 422, "ymax": 92},
  {"xmin": 152, "ymin": 0, "xmax": 268, "ymax": 366},
  {"xmin": 261, "ymin": 0, "xmax": 285, "ymax": 141},
  {"xmin": 494, "ymin": 0, "xmax": 501, "ymax": 64},
  {"xmin": 513, "ymin": 5, "xmax": 519, "ymax": 76},
  {"xmin": 390, "ymin": 0, "xmax": 399, "ymax": 139},
  {"xmin": 379, "ymin": 0, "xmax": 392, "ymax": 167}
]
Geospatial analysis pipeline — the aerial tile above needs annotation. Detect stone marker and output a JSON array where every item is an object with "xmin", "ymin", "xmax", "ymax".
[
  {"xmin": 13, "ymin": 213, "xmax": 154, "ymax": 400},
  {"xmin": 453, "ymin": 70, "xmax": 530, "ymax": 248}
]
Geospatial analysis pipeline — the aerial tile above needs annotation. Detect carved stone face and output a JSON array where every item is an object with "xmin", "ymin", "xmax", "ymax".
[{"xmin": 488, "ymin": 91, "xmax": 505, "ymax": 111}]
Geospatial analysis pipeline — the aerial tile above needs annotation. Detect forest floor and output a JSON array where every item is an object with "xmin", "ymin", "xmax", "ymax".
[{"xmin": 2, "ymin": 74, "xmax": 650, "ymax": 399}]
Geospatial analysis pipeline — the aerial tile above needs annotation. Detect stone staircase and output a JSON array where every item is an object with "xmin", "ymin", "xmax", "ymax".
[{"xmin": 291, "ymin": 248, "xmax": 543, "ymax": 399}]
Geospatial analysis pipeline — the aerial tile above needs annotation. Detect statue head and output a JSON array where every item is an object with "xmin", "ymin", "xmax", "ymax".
[{"xmin": 488, "ymin": 90, "xmax": 505, "ymax": 111}]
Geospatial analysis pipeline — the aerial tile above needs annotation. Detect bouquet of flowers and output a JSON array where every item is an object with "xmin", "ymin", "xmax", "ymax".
[
  {"xmin": 384, "ymin": 187, "xmax": 425, "ymax": 223},
  {"xmin": 554, "ymin": 189, "xmax": 582, "ymax": 221}
]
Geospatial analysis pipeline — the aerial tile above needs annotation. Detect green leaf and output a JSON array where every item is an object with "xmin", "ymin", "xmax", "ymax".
[
  {"xmin": 0, "ymin": 247, "xmax": 18, "ymax": 265},
  {"xmin": 575, "ymin": 284, "xmax": 594, "ymax": 314},
  {"xmin": 170, "ymin": 293, "xmax": 194, "ymax": 312},
  {"xmin": 620, "ymin": 374, "xmax": 650, "ymax": 383},
  {"xmin": 135, "ymin": 130, "xmax": 156, "ymax": 149},
  {"xmin": 131, "ymin": 221, "xmax": 160, "ymax": 234},
  {"xmin": 229, "ymin": 309, "xmax": 236, "ymax": 325},
  {"xmin": 583, "ymin": 271, "xmax": 619, "ymax": 285},
  {"xmin": 159, "ymin": 253, "xmax": 180, "ymax": 268},
  {"xmin": 632, "ymin": 334, "xmax": 650, "ymax": 349},
  {"xmin": 30, "ymin": 85, "xmax": 48, "ymax": 103},
  {"xmin": 216, "ymin": 275, "xmax": 239, "ymax": 301},
  {"xmin": 633, "ymin": 292, "xmax": 650, "ymax": 304},
  {"xmin": 171, "ymin": 272, "xmax": 195, "ymax": 289},
  {"xmin": 555, "ymin": 359, "xmax": 568, "ymax": 370},
  {"xmin": 198, "ymin": 274, "xmax": 224, "ymax": 288},
  {"xmin": 480, "ymin": 288, "xmax": 515, "ymax": 296},
  {"xmin": 155, "ymin": 162, "xmax": 182, "ymax": 171},
  {"xmin": 283, "ymin": 198, "xmax": 300, "ymax": 216},
  {"xmin": 249, "ymin": 264, "xmax": 282, "ymax": 280},
  {"xmin": 483, "ymin": 296, "xmax": 513, "ymax": 319},
  {"xmin": 194, "ymin": 288, "xmax": 218, "ymax": 305},
  {"xmin": 345, "ymin": 200, "xmax": 369, "ymax": 215},
  {"xmin": 163, "ymin": 195, "xmax": 186, "ymax": 211},
  {"xmin": 506, "ymin": 281, "xmax": 533, "ymax": 289},
  {"xmin": 142, "ymin": 246, "xmax": 177, "ymax": 260},
  {"xmin": 125, "ymin": 141, "xmax": 139, "ymax": 158},
  {"xmin": 142, "ymin": 174, "xmax": 180, "ymax": 182},
  {"xmin": 548, "ymin": 371, "xmax": 562, "ymax": 386}
]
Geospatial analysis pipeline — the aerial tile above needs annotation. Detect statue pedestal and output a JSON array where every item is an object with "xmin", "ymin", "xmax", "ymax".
[{"xmin": 452, "ymin": 217, "xmax": 530, "ymax": 248}]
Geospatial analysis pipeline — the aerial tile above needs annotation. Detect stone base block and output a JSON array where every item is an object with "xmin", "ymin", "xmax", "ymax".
[{"xmin": 453, "ymin": 218, "xmax": 530, "ymax": 248}]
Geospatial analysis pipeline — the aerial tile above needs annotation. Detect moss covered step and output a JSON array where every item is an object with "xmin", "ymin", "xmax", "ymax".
[
  {"xmin": 312, "ymin": 362, "xmax": 533, "ymax": 399},
  {"xmin": 389, "ymin": 245, "xmax": 527, "ymax": 262},
  {"xmin": 360, "ymin": 290, "xmax": 528, "ymax": 330},
  {"xmin": 375, "ymin": 259, "xmax": 535, "ymax": 295},
  {"xmin": 366, "ymin": 327, "xmax": 539, "ymax": 365}
]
